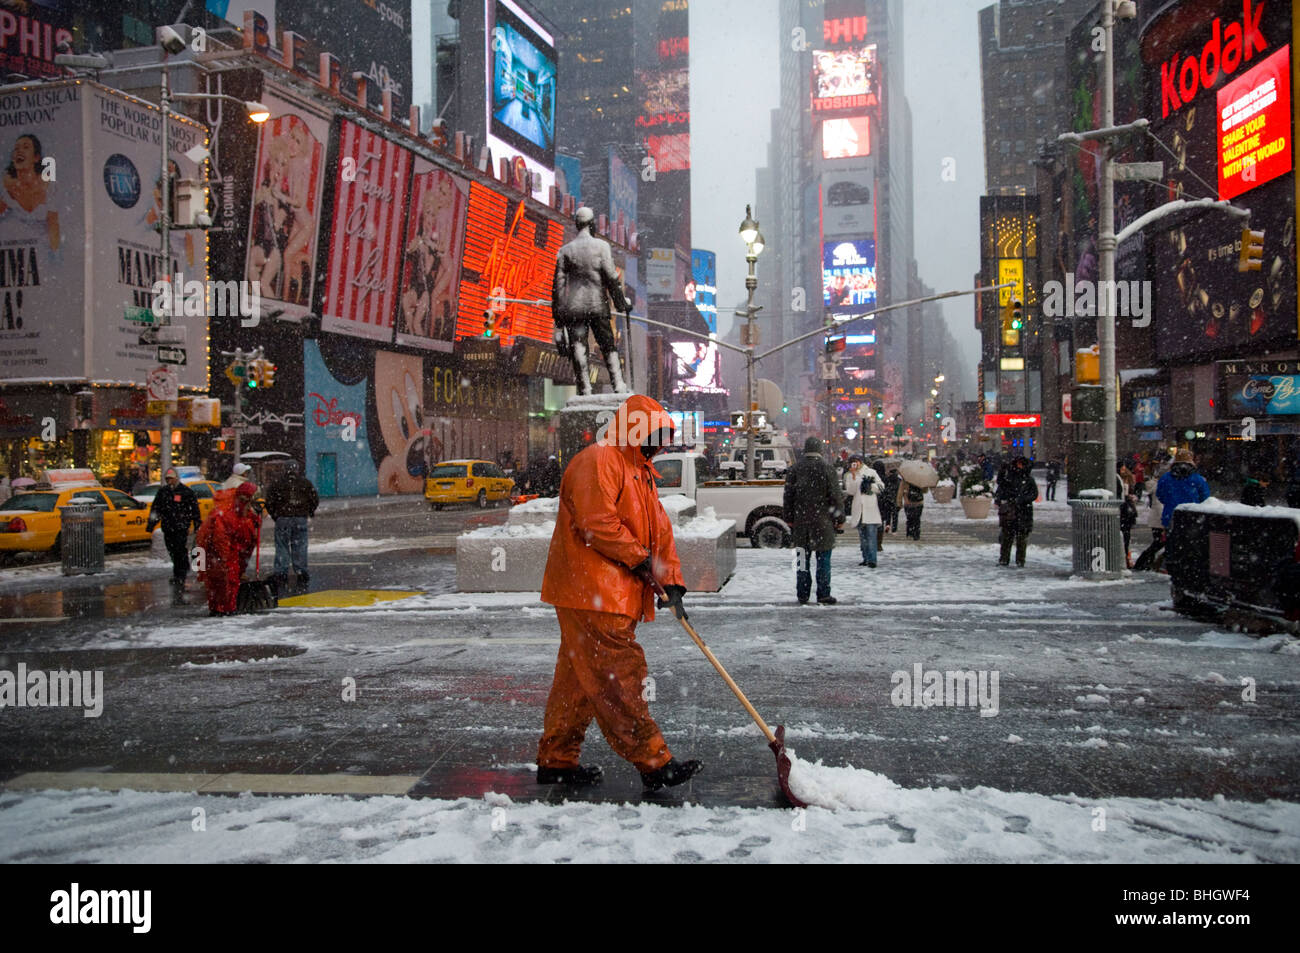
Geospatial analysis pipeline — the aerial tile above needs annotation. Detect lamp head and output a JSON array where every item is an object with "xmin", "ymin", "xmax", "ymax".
[
  {"xmin": 738, "ymin": 204, "xmax": 759, "ymax": 245},
  {"xmin": 246, "ymin": 101, "xmax": 271, "ymax": 123}
]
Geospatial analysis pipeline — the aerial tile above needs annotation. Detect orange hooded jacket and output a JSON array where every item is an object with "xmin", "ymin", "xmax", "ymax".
[{"xmin": 540, "ymin": 394, "xmax": 685, "ymax": 622}]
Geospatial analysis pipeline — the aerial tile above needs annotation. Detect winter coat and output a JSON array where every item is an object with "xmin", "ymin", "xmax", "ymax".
[
  {"xmin": 994, "ymin": 464, "xmax": 1036, "ymax": 532},
  {"xmin": 147, "ymin": 480, "xmax": 201, "ymax": 535},
  {"xmin": 1240, "ymin": 478, "xmax": 1267, "ymax": 507},
  {"xmin": 540, "ymin": 395, "xmax": 684, "ymax": 622},
  {"xmin": 195, "ymin": 498, "xmax": 260, "ymax": 613},
  {"xmin": 1156, "ymin": 463, "xmax": 1211, "ymax": 527},
  {"xmin": 843, "ymin": 466, "xmax": 884, "ymax": 527},
  {"xmin": 783, "ymin": 450, "xmax": 843, "ymax": 552},
  {"xmin": 266, "ymin": 473, "xmax": 319, "ymax": 519},
  {"xmin": 1046, "ymin": 462, "xmax": 1060, "ymax": 484},
  {"xmin": 881, "ymin": 470, "xmax": 901, "ymax": 512}
]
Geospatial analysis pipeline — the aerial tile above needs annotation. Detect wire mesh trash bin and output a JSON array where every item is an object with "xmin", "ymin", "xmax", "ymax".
[
  {"xmin": 1069, "ymin": 494, "xmax": 1124, "ymax": 578},
  {"xmin": 60, "ymin": 500, "xmax": 105, "ymax": 575}
]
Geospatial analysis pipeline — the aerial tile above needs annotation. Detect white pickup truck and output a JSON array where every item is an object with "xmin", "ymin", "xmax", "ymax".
[{"xmin": 653, "ymin": 451, "xmax": 793, "ymax": 548}]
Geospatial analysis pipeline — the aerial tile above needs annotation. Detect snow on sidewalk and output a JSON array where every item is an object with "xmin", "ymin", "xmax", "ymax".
[{"xmin": 1, "ymin": 780, "xmax": 1294, "ymax": 863}]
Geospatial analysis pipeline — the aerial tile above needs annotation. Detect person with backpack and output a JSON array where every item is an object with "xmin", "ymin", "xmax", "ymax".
[
  {"xmin": 896, "ymin": 473, "xmax": 926, "ymax": 541},
  {"xmin": 843, "ymin": 455, "xmax": 884, "ymax": 567},
  {"xmin": 1045, "ymin": 459, "xmax": 1061, "ymax": 501},
  {"xmin": 1156, "ymin": 449, "xmax": 1211, "ymax": 532},
  {"xmin": 881, "ymin": 465, "xmax": 901, "ymax": 535}
]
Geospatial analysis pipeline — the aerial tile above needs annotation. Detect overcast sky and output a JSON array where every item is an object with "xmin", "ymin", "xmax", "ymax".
[{"xmin": 415, "ymin": 0, "xmax": 991, "ymax": 399}]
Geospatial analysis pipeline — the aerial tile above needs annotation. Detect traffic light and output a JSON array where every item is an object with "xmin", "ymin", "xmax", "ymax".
[
  {"xmin": 1238, "ymin": 228, "xmax": 1264, "ymax": 272},
  {"xmin": 259, "ymin": 361, "xmax": 277, "ymax": 389},
  {"xmin": 1001, "ymin": 298, "xmax": 1023, "ymax": 348},
  {"xmin": 781, "ymin": 404, "xmax": 789, "ymax": 414},
  {"xmin": 245, "ymin": 359, "xmax": 260, "ymax": 388},
  {"xmin": 876, "ymin": 409, "xmax": 884, "ymax": 420},
  {"xmin": 934, "ymin": 409, "xmax": 942, "ymax": 419},
  {"xmin": 482, "ymin": 310, "xmax": 497, "ymax": 338}
]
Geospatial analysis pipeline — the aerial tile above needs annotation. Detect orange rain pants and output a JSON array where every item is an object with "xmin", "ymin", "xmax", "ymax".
[{"xmin": 537, "ymin": 607, "xmax": 673, "ymax": 773}]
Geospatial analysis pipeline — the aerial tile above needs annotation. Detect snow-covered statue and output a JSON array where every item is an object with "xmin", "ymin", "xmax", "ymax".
[{"xmin": 551, "ymin": 206, "xmax": 631, "ymax": 395}]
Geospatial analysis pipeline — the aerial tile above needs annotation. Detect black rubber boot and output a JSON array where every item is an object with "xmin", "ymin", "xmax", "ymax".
[
  {"xmin": 640, "ymin": 758, "xmax": 703, "ymax": 790},
  {"xmin": 536, "ymin": 764, "xmax": 604, "ymax": 785}
]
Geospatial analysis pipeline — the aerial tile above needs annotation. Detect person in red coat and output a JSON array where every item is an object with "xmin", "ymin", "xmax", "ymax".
[{"xmin": 196, "ymin": 482, "xmax": 260, "ymax": 616}]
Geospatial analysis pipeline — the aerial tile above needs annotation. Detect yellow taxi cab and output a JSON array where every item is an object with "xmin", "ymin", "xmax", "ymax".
[
  {"xmin": 0, "ymin": 471, "xmax": 153, "ymax": 556},
  {"xmin": 136, "ymin": 477, "xmax": 223, "ymax": 522},
  {"xmin": 424, "ymin": 459, "xmax": 515, "ymax": 510}
]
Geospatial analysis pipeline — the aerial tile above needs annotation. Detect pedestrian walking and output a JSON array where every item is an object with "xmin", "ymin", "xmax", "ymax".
[
  {"xmin": 1134, "ymin": 470, "xmax": 1169, "ymax": 572},
  {"xmin": 147, "ymin": 467, "xmax": 202, "ymax": 605},
  {"xmin": 1119, "ymin": 477, "xmax": 1139, "ymax": 570},
  {"xmin": 1156, "ymin": 449, "xmax": 1211, "ymax": 532},
  {"xmin": 535, "ymin": 394, "xmax": 701, "ymax": 791},
  {"xmin": 784, "ymin": 436, "xmax": 843, "ymax": 605},
  {"xmin": 871, "ymin": 460, "xmax": 889, "ymax": 551},
  {"xmin": 195, "ymin": 482, "xmax": 261, "ymax": 616},
  {"xmin": 842, "ymin": 455, "xmax": 884, "ymax": 567},
  {"xmin": 266, "ymin": 460, "xmax": 319, "ymax": 591},
  {"xmin": 881, "ymin": 465, "xmax": 901, "ymax": 534},
  {"xmin": 995, "ymin": 456, "xmax": 1036, "ymax": 566},
  {"xmin": 896, "ymin": 474, "xmax": 925, "ymax": 540},
  {"xmin": 1045, "ymin": 459, "xmax": 1061, "ymax": 501}
]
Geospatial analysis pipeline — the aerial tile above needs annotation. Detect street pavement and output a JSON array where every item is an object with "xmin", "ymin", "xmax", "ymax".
[{"xmin": 2, "ymin": 498, "xmax": 1296, "ymax": 823}]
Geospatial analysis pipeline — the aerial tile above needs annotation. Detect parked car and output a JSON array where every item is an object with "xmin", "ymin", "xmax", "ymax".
[
  {"xmin": 425, "ymin": 459, "xmax": 515, "ymax": 509},
  {"xmin": 0, "ymin": 483, "xmax": 152, "ymax": 556}
]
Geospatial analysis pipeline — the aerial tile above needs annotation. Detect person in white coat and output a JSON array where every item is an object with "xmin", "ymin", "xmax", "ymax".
[{"xmin": 843, "ymin": 455, "xmax": 885, "ymax": 567}]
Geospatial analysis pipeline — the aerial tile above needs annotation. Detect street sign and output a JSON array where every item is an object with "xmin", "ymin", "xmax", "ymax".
[
  {"xmin": 157, "ymin": 346, "xmax": 187, "ymax": 366},
  {"xmin": 146, "ymin": 366, "xmax": 178, "ymax": 402},
  {"xmin": 124, "ymin": 304, "xmax": 157, "ymax": 325},
  {"xmin": 147, "ymin": 400, "xmax": 177, "ymax": 415},
  {"xmin": 221, "ymin": 427, "xmax": 236, "ymax": 439},
  {"xmin": 1114, "ymin": 161, "xmax": 1164, "ymax": 181},
  {"xmin": 137, "ymin": 328, "xmax": 159, "ymax": 346},
  {"xmin": 155, "ymin": 326, "xmax": 187, "ymax": 344},
  {"xmin": 241, "ymin": 425, "xmax": 263, "ymax": 435},
  {"xmin": 893, "ymin": 424, "xmax": 903, "ymax": 436}
]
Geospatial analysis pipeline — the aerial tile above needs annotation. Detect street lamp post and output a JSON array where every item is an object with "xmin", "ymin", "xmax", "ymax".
[{"xmin": 737, "ymin": 205, "xmax": 764, "ymax": 480}]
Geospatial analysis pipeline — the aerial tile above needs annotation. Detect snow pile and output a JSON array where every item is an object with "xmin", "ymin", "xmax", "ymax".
[
  {"xmin": 785, "ymin": 749, "xmax": 902, "ymax": 811},
  {"xmin": 1179, "ymin": 497, "xmax": 1300, "ymax": 530},
  {"xmin": 658, "ymin": 494, "xmax": 697, "ymax": 521},
  {"xmin": 462, "ymin": 520, "xmax": 556, "ymax": 540},
  {"xmin": 509, "ymin": 497, "xmax": 560, "ymax": 517}
]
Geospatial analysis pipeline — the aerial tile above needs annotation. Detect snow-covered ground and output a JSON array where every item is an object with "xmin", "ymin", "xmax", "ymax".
[{"xmin": 2, "ymin": 780, "xmax": 1295, "ymax": 863}]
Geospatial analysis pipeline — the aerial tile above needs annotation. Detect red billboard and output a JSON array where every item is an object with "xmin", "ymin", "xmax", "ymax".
[
  {"xmin": 1217, "ymin": 44, "xmax": 1292, "ymax": 200},
  {"xmin": 822, "ymin": 116, "xmax": 870, "ymax": 159},
  {"xmin": 321, "ymin": 119, "xmax": 413, "ymax": 341},
  {"xmin": 456, "ymin": 181, "xmax": 563, "ymax": 345}
]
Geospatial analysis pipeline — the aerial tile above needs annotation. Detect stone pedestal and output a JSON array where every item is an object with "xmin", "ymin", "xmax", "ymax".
[
  {"xmin": 558, "ymin": 392, "xmax": 626, "ymax": 469},
  {"xmin": 456, "ymin": 493, "xmax": 736, "ymax": 593}
]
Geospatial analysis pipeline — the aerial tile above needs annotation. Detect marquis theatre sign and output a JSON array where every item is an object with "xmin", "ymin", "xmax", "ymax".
[{"xmin": 1220, "ymin": 358, "xmax": 1300, "ymax": 415}]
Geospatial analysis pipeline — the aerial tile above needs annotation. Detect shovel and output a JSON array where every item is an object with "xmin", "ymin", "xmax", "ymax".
[{"xmin": 649, "ymin": 578, "xmax": 806, "ymax": 809}]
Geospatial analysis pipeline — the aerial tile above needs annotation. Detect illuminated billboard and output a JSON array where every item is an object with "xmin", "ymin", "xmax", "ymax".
[
  {"xmin": 455, "ymin": 181, "xmax": 562, "ymax": 346},
  {"xmin": 822, "ymin": 116, "xmax": 870, "ymax": 159},
  {"xmin": 1218, "ymin": 45, "xmax": 1292, "ymax": 201},
  {"xmin": 671, "ymin": 340, "xmax": 724, "ymax": 395},
  {"xmin": 811, "ymin": 45, "xmax": 879, "ymax": 113},
  {"xmin": 689, "ymin": 249, "xmax": 717, "ymax": 332},
  {"xmin": 822, "ymin": 239, "xmax": 877, "ymax": 316},
  {"xmin": 489, "ymin": 0, "xmax": 556, "ymax": 167},
  {"xmin": 822, "ymin": 164, "xmax": 872, "ymax": 236}
]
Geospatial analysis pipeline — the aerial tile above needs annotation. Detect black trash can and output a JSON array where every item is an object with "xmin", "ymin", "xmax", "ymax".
[{"xmin": 1069, "ymin": 494, "xmax": 1124, "ymax": 578}]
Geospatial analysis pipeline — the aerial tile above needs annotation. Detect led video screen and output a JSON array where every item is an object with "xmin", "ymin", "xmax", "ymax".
[
  {"xmin": 811, "ymin": 44, "xmax": 879, "ymax": 111},
  {"xmin": 822, "ymin": 116, "xmax": 870, "ymax": 159},
  {"xmin": 671, "ymin": 340, "xmax": 725, "ymax": 394},
  {"xmin": 822, "ymin": 239, "xmax": 877, "ymax": 315},
  {"xmin": 490, "ymin": 0, "xmax": 556, "ymax": 167}
]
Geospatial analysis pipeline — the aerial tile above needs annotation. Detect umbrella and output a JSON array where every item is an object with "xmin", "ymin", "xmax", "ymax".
[{"xmin": 898, "ymin": 459, "xmax": 939, "ymax": 489}]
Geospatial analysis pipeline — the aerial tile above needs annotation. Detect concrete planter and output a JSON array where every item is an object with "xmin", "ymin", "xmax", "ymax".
[
  {"xmin": 931, "ymin": 484, "xmax": 955, "ymax": 504},
  {"xmin": 960, "ymin": 496, "xmax": 992, "ymax": 519}
]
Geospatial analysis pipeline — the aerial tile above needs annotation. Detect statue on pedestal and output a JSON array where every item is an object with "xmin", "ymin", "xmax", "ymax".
[{"xmin": 551, "ymin": 206, "xmax": 631, "ymax": 395}]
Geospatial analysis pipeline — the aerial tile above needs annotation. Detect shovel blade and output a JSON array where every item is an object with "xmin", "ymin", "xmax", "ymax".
[{"xmin": 769, "ymin": 725, "xmax": 807, "ymax": 809}]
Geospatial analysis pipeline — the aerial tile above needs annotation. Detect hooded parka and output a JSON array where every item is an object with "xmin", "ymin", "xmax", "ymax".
[{"xmin": 537, "ymin": 394, "xmax": 685, "ymax": 773}]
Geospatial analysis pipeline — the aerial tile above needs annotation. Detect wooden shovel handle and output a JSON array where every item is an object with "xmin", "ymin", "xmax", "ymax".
[{"xmin": 650, "ymin": 579, "xmax": 776, "ymax": 745}]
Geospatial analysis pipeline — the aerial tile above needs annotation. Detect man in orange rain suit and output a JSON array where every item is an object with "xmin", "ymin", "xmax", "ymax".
[
  {"xmin": 196, "ymin": 481, "xmax": 261, "ymax": 616},
  {"xmin": 537, "ymin": 394, "xmax": 703, "ymax": 791}
]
